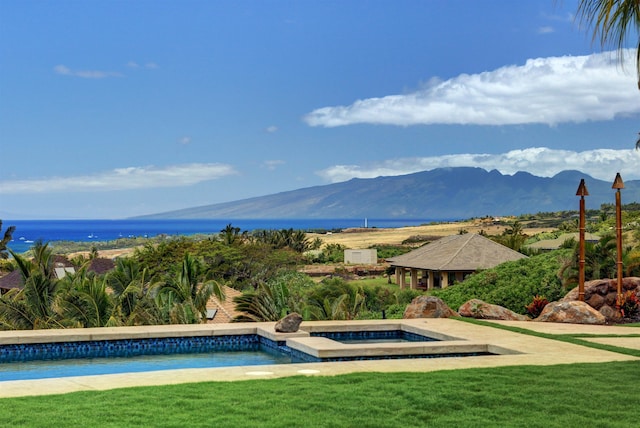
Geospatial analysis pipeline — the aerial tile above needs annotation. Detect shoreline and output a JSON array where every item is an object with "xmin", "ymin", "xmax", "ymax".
[{"xmin": 67, "ymin": 218, "xmax": 553, "ymax": 259}]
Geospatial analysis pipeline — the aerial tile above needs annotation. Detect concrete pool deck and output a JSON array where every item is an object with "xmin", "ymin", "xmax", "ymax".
[{"xmin": 0, "ymin": 318, "xmax": 638, "ymax": 398}]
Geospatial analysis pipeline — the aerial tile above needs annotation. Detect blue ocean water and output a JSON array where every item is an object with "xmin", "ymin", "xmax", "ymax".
[{"xmin": 5, "ymin": 218, "xmax": 443, "ymax": 253}]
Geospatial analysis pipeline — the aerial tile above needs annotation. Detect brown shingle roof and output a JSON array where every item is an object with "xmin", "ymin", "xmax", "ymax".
[
  {"xmin": 87, "ymin": 258, "xmax": 116, "ymax": 275},
  {"xmin": 0, "ymin": 270, "xmax": 23, "ymax": 292},
  {"xmin": 387, "ymin": 233, "xmax": 526, "ymax": 271},
  {"xmin": 206, "ymin": 285, "xmax": 243, "ymax": 324}
]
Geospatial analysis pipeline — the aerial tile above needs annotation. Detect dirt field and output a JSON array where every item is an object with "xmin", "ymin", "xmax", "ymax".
[
  {"xmin": 307, "ymin": 218, "xmax": 551, "ymax": 249},
  {"xmin": 68, "ymin": 247, "xmax": 142, "ymax": 259}
]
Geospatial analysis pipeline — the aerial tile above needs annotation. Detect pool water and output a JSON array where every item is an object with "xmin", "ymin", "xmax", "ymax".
[
  {"xmin": 311, "ymin": 330, "xmax": 438, "ymax": 344},
  {"xmin": 0, "ymin": 329, "xmax": 493, "ymax": 382},
  {"xmin": 0, "ymin": 349, "xmax": 291, "ymax": 381}
]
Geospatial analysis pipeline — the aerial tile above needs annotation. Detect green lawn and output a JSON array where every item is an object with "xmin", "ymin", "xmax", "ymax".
[{"xmin": 1, "ymin": 361, "xmax": 638, "ymax": 427}]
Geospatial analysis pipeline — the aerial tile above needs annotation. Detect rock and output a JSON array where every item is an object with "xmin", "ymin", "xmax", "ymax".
[
  {"xmin": 534, "ymin": 301, "xmax": 606, "ymax": 325},
  {"xmin": 599, "ymin": 304, "xmax": 620, "ymax": 320},
  {"xmin": 274, "ymin": 312, "xmax": 303, "ymax": 333},
  {"xmin": 403, "ymin": 296, "xmax": 458, "ymax": 319},
  {"xmin": 458, "ymin": 299, "xmax": 530, "ymax": 321},
  {"xmin": 563, "ymin": 277, "xmax": 640, "ymax": 311},
  {"xmin": 586, "ymin": 293, "xmax": 605, "ymax": 309},
  {"xmin": 623, "ymin": 277, "xmax": 640, "ymax": 290}
]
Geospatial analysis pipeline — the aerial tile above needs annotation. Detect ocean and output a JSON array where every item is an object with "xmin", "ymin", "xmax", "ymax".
[{"xmin": 4, "ymin": 218, "xmax": 444, "ymax": 253}]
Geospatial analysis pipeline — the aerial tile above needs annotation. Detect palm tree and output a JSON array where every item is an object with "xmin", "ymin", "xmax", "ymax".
[
  {"xmin": 55, "ymin": 270, "xmax": 113, "ymax": 328},
  {"xmin": 305, "ymin": 278, "xmax": 366, "ymax": 321},
  {"xmin": 0, "ymin": 220, "xmax": 16, "ymax": 260},
  {"xmin": 0, "ymin": 265, "xmax": 61, "ymax": 330},
  {"xmin": 577, "ymin": 0, "xmax": 640, "ymax": 89},
  {"xmin": 499, "ymin": 221, "xmax": 527, "ymax": 252},
  {"xmin": 233, "ymin": 280, "xmax": 292, "ymax": 322},
  {"xmin": 153, "ymin": 253, "xmax": 225, "ymax": 324},
  {"xmin": 220, "ymin": 224, "xmax": 242, "ymax": 245},
  {"xmin": 29, "ymin": 240, "xmax": 55, "ymax": 279},
  {"xmin": 106, "ymin": 258, "xmax": 160, "ymax": 325},
  {"xmin": 576, "ymin": 1, "xmax": 639, "ymax": 150}
]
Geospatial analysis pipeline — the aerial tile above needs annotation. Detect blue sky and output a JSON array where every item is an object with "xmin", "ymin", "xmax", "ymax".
[{"xmin": 1, "ymin": 0, "xmax": 638, "ymax": 219}]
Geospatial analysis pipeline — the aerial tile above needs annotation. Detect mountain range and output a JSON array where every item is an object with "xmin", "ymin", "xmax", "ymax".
[{"xmin": 137, "ymin": 168, "xmax": 640, "ymax": 219}]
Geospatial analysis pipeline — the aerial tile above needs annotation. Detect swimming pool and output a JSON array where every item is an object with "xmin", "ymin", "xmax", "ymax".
[
  {"xmin": 0, "ymin": 322, "xmax": 501, "ymax": 382},
  {"xmin": 0, "ymin": 349, "xmax": 291, "ymax": 381},
  {"xmin": 310, "ymin": 329, "xmax": 437, "ymax": 344}
]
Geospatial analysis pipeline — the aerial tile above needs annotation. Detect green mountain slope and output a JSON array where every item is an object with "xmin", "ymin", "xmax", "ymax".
[{"xmin": 137, "ymin": 168, "xmax": 640, "ymax": 219}]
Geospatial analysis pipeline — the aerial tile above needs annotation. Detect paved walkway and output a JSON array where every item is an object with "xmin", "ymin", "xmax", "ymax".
[{"xmin": 0, "ymin": 319, "xmax": 638, "ymax": 398}]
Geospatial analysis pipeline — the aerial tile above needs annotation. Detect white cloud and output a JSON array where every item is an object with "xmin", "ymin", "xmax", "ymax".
[
  {"xmin": 537, "ymin": 26, "xmax": 554, "ymax": 34},
  {"xmin": 127, "ymin": 61, "xmax": 158, "ymax": 69},
  {"xmin": 265, "ymin": 125, "xmax": 279, "ymax": 133},
  {"xmin": 316, "ymin": 147, "xmax": 640, "ymax": 182},
  {"xmin": 54, "ymin": 65, "xmax": 123, "ymax": 79},
  {"xmin": 179, "ymin": 136, "xmax": 192, "ymax": 145},
  {"xmin": 0, "ymin": 163, "xmax": 237, "ymax": 194},
  {"xmin": 263, "ymin": 160, "xmax": 285, "ymax": 171},
  {"xmin": 304, "ymin": 50, "xmax": 639, "ymax": 127}
]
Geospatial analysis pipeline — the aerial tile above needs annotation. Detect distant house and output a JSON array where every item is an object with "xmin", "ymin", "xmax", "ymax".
[
  {"xmin": 206, "ymin": 285, "xmax": 243, "ymax": 324},
  {"xmin": 387, "ymin": 233, "xmax": 527, "ymax": 289},
  {"xmin": 86, "ymin": 258, "xmax": 116, "ymax": 275},
  {"xmin": 0, "ymin": 256, "xmax": 116, "ymax": 294},
  {"xmin": 525, "ymin": 233, "xmax": 600, "ymax": 252},
  {"xmin": 344, "ymin": 249, "xmax": 377, "ymax": 264},
  {"xmin": 52, "ymin": 255, "xmax": 76, "ymax": 279},
  {"xmin": 0, "ymin": 270, "xmax": 22, "ymax": 295}
]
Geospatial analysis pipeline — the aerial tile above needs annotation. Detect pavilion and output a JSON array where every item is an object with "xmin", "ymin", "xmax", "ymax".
[{"xmin": 387, "ymin": 233, "xmax": 526, "ymax": 290}]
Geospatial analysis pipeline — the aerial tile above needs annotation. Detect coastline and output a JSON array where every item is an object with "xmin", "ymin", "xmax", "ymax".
[{"xmin": 68, "ymin": 218, "xmax": 552, "ymax": 259}]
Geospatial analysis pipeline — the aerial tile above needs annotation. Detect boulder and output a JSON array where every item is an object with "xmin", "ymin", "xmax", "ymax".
[
  {"xmin": 403, "ymin": 296, "xmax": 458, "ymax": 319},
  {"xmin": 458, "ymin": 299, "xmax": 530, "ymax": 321},
  {"xmin": 534, "ymin": 301, "xmax": 606, "ymax": 325},
  {"xmin": 274, "ymin": 312, "xmax": 303, "ymax": 333},
  {"xmin": 599, "ymin": 304, "xmax": 620, "ymax": 321},
  {"xmin": 562, "ymin": 278, "xmax": 640, "ymax": 321},
  {"xmin": 564, "ymin": 278, "xmax": 640, "ymax": 310}
]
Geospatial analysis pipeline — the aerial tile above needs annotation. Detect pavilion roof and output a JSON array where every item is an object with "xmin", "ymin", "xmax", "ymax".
[{"xmin": 387, "ymin": 233, "xmax": 526, "ymax": 271}]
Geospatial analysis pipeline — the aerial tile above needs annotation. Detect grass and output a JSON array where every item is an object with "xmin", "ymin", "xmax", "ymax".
[
  {"xmin": 0, "ymin": 361, "xmax": 638, "ymax": 427},
  {"xmin": 621, "ymin": 322, "xmax": 640, "ymax": 327},
  {"xmin": 348, "ymin": 276, "xmax": 394, "ymax": 288},
  {"xmin": 455, "ymin": 317, "xmax": 640, "ymax": 357}
]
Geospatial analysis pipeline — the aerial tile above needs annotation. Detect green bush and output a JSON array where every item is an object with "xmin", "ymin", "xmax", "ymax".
[
  {"xmin": 430, "ymin": 250, "xmax": 570, "ymax": 314},
  {"xmin": 395, "ymin": 288, "xmax": 424, "ymax": 305}
]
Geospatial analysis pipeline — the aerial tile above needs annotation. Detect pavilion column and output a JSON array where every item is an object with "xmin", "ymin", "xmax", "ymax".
[
  {"xmin": 427, "ymin": 271, "xmax": 434, "ymax": 290},
  {"xmin": 410, "ymin": 269, "xmax": 418, "ymax": 290},
  {"xmin": 442, "ymin": 272, "xmax": 449, "ymax": 288},
  {"xmin": 395, "ymin": 267, "xmax": 402, "ymax": 288},
  {"xmin": 397, "ymin": 267, "xmax": 406, "ymax": 289}
]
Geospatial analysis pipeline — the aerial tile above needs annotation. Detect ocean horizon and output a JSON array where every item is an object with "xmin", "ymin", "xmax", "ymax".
[{"xmin": 5, "ymin": 218, "xmax": 453, "ymax": 253}]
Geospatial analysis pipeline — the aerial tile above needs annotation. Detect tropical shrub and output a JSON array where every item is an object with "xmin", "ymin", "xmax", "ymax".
[
  {"xmin": 304, "ymin": 278, "xmax": 366, "ymax": 320},
  {"xmin": 617, "ymin": 291, "xmax": 639, "ymax": 319},
  {"xmin": 232, "ymin": 271, "xmax": 311, "ymax": 322},
  {"xmin": 430, "ymin": 250, "xmax": 570, "ymax": 314},
  {"xmin": 525, "ymin": 295, "xmax": 549, "ymax": 318}
]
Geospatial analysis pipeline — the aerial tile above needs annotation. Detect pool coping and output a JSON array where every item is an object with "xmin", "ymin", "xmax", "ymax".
[{"xmin": 1, "ymin": 318, "xmax": 638, "ymax": 398}]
